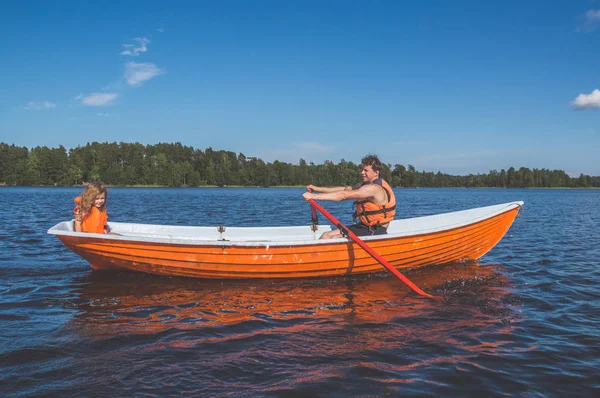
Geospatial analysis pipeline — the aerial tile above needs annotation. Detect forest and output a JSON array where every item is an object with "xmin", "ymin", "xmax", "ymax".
[{"xmin": 1, "ymin": 141, "xmax": 599, "ymax": 188}]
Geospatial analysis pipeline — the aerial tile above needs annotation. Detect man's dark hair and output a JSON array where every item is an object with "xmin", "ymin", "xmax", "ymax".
[{"xmin": 361, "ymin": 154, "xmax": 382, "ymax": 174}]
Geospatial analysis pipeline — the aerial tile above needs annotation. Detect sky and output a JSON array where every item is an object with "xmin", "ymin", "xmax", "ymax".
[{"xmin": 1, "ymin": 0, "xmax": 599, "ymax": 176}]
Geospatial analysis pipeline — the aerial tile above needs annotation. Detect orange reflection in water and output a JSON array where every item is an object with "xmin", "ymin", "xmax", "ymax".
[
  {"xmin": 66, "ymin": 262, "xmax": 528, "ymax": 387},
  {"xmin": 70, "ymin": 261, "xmax": 517, "ymax": 339}
]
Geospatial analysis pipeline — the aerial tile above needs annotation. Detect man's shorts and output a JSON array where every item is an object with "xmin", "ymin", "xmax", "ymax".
[{"xmin": 347, "ymin": 223, "xmax": 388, "ymax": 237}]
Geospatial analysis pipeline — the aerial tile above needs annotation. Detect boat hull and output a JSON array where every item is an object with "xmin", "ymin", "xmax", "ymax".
[{"xmin": 54, "ymin": 204, "xmax": 521, "ymax": 279}]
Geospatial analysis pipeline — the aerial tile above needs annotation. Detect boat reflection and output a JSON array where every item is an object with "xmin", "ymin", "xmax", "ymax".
[{"xmin": 70, "ymin": 261, "xmax": 518, "ymax": 340}]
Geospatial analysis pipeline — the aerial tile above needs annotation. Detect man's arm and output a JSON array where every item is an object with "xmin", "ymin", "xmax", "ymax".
[
  {"xmin": 306, "ymin": 184, "xmax": 352, "ymax": 194},
  {"xmin": 303, "ymin": 184, "xmax": 378, "ymax": 202}
]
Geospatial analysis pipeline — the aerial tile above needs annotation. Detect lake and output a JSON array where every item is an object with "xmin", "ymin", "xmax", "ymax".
[{"xmin": 1, "ymin": 187, "xmax": 598, "ymax": 396}]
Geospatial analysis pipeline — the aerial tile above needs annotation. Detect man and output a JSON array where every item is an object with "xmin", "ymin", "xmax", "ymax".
[{"xmin": 302, "ymin": 155, "xmax": 396, "ymax": 239}]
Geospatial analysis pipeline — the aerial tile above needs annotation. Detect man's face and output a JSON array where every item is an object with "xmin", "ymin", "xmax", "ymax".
[{"xmin": 361, "ymin": 165, "xmax": 379, "ymax": 182}]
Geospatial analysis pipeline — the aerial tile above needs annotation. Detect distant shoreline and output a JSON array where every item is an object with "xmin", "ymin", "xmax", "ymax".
[
  {"xmin": 2, "ymin": 141, "xmax": 599, "ymax": 188},
  {"xmin": 1, "ymin": 184, "xmax": 599, "ymax": 190}
]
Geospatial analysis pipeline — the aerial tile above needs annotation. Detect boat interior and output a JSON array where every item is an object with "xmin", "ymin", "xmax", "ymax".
[{"xmin": 48, "ymin": 202, "xmax": 523, "ymax": 246}]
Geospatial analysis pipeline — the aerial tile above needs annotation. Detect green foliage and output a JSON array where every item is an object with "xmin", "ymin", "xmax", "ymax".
[{"xmin": 0, "ymin": 141, "xmax": 598, "ymax": 188}]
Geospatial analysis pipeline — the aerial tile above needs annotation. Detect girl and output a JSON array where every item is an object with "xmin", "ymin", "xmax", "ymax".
[{"xmin": 73, "ymin": 182, "xmax": 110, "ymax": 233}]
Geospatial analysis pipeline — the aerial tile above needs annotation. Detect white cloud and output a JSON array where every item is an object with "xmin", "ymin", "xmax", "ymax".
[
  {"xmin": 125, "ymin": 61, "xmax": 164, "ymax": 86},
  {"xmin": 120, "ymin": 37, "xmax": 150, "ymax": 56},
  {"xmin": 571, "ymin": 89, "xmax": 600, "ymax": 110},
  {"xmin": 25, "ymin": 100, "xmax": 56, "ymax": 110},
  {"xmin": 586, "ymin": 10, "xmax": 600, "ymax": 22},
  {"xmin": 80, "ymin": 93, "xmax": 119, "ymax": 106},
  {"xmin": 579, "ymin": 9, "xmax": 600, "ymax": 31}
]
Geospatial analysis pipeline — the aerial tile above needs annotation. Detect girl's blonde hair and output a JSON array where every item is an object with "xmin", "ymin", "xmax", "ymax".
[{"xmin": 80, "ymin": 181, "xmax": 107, "ymax": 213}]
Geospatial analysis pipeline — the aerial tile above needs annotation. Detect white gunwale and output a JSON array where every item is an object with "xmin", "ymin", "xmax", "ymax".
[{"xmin": 47, "ymin": 201, "xmax": 524, "ymax": 247}]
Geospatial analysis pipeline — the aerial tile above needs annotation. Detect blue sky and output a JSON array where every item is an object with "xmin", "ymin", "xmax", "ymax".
[{"xmin": 1, "ymin": 1, "xmax": 599, "ymax": 176}]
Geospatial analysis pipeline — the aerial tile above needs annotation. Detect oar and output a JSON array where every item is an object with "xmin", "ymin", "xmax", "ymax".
[
  {"xmin": 308, "ymin": 198, "xmax": 443, "ymax": 302},
  {"xmin": 310, "ymin": 201, "xmax": 319, "ymax": 232}
]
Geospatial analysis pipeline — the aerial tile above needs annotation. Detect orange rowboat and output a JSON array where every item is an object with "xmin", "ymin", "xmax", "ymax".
[{"xmin": 47, "ymin": 201, "xmax": 523, "ymax": 279}]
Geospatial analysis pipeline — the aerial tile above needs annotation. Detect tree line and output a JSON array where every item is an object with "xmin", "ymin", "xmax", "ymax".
[{"xmin": 1, "ymin": 141, "xmax": 598, "ymax": 188}]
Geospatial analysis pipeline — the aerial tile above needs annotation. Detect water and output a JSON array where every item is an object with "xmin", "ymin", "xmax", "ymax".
[{"xmin": 1, "ymin": 187, "xmax": 598, "ymax": 396}]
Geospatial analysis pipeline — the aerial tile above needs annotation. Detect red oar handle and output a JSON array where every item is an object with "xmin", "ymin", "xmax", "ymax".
[{"xmin": 308, "ymin": 199, "xmax": 442, "ymax": 302}]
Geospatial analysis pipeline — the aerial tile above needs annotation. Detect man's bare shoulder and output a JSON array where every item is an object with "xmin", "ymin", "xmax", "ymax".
[
  {"xmin": 355, "ymin": 183, "xmax": 381, "ymax": 197},
  {"xmin": 360, "ymin": 182, "xmax": 388, "ymax": 203}
]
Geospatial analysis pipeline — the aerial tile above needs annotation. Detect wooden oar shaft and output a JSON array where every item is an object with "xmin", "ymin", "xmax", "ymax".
[{"xmin": 308, "ymin": 199, "xmax": 442, "ymax": 302}]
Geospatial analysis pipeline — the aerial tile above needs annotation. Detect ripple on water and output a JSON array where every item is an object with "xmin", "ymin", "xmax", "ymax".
[{"xmin": 1, "ymin": 188, "xmax": 599, "ymax": 396}]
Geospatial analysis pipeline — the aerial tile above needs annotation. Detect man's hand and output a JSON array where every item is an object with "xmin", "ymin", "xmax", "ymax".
[
  {"xmin": 306, "ymin": 184, "xmax": 316, "ymax": 192},
  {"xmin": 302, "ymin": 192, "xmax": 315, "ymax": 201}
]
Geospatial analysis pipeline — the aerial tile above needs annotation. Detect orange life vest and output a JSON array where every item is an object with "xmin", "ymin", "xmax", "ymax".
[
  {"xmin": 74, "ymin": 196, "xmax": 109, "ymax": 234},
  {"xmin": 353, "ymin": 178, "xmax": 396, "ymax": 227}
]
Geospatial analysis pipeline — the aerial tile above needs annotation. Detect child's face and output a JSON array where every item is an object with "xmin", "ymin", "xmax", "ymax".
[{"xmin": 94, "ymin": 193, "xmax": 106, "ymax": 208}]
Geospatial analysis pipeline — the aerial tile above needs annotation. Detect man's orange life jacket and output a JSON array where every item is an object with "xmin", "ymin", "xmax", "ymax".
[
  {"xmin": 353, "ymin": 178, "xmax": 396, "ymax": 227},
  {"xmin": 74, "ymin": 196, "xmax": 109, "ymax": 234}
]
